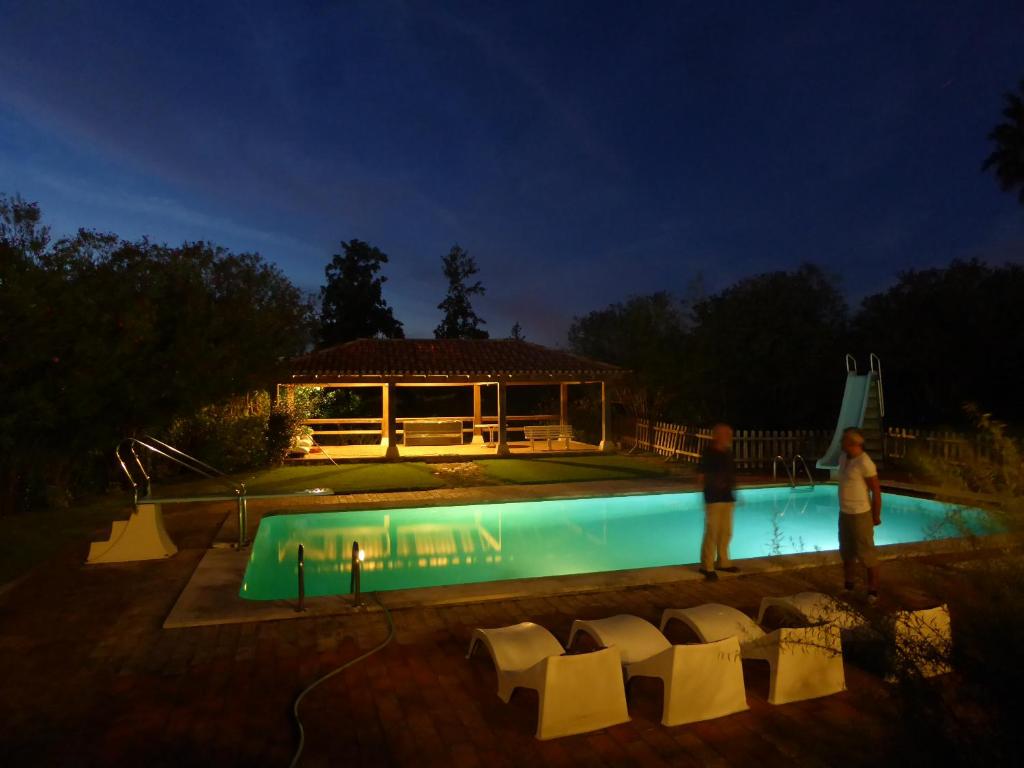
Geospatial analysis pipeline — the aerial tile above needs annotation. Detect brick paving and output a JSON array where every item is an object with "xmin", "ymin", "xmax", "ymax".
[{"xmin": 0, "ymin": 497, "xmax": 960, "ymax": 767}]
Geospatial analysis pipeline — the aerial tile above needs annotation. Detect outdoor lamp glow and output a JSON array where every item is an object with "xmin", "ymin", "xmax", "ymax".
[{"xmin": 358, "ymin": 548, "xmax": 366, "ymax": 562}]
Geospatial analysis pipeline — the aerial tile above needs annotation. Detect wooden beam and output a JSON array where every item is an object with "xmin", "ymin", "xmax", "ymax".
[
  {"xmin": 495, "ymin": 381, "xmax": 510, "ymax": 456},
  {"xmin": 472, "ymin": 384, "xmax": 484, "ymax": 444},
  {"xmin": 559, "ymin": 383, "xmax": 569, "ymax": 426},
  {"xmin": 599, "ymin": 381, "xmax": 612, "ymax": 452},
  {"xmin": 286, "ymin": 375, "xmax": 623, "ymax": 386},
  {"xmin": 381, "ymin": 383, "xmax": 399, "ymax": 459}
]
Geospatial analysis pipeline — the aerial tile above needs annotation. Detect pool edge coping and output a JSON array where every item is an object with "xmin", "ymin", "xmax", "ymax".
[{"xmin": 164, "ymin": 482, "xmax": 1015, "ymax": 629}]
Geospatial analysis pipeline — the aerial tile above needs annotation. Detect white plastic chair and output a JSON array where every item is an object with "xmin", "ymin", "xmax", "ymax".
[
  {"xmin": 660, "ymin": 604, "xmax": 846, "ymax": 705},
  {"xmin": 568, "ymin": 614, "xmax": 748, "ymax": 726},
  {"xmin": 893, "ymin": 605, "xmax": 952, "ymax": 679},
  {"xmin": 467, "ymin": 622, "xmax": 630, "ymax": 739},
  {"xmin": 757, "ymin": 592, "xmax": 864, "ymax": 630}
]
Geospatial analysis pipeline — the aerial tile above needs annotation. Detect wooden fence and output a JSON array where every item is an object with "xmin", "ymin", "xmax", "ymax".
[
  {"xmin": 627, "ymin": 419, "xmax": 1004, "ymax": 468},
  {"xmin": 883, "ymin": 427, "xmax": 996, "ymax": 464},
  {"xmin": 625, "ymin": 419, "xmax": 830, "ymax": 469}
]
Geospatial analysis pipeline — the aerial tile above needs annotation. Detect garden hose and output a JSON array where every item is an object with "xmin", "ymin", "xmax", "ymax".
[{"xmin": 287, "ymin": 593, "xmax": 395, "ymax": 768}]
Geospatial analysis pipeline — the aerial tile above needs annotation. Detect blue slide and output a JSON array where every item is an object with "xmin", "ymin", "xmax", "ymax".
[{"xmin": 816, "ymin": 372, "xmax": 874, "ymax": 471}]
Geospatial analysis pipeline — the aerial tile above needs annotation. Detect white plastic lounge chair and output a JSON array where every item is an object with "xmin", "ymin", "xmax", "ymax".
[
  {"xmin": 660, "ymin": 604, "xmax": 845, "ymax": 705},
  {"xmin": 568, "ymin": 614, "xmax": 747, "ymax": 726},
  {"xmin": 757, "ymin": 592, "xmax": 864, "ymax": 630},
  {"xmin": 467, "ymin": 622, "xmax": 630, "ymax": 740},
  {"xmin": 892, "ymin": 605, "xmax": 952, "ymax": 679}
]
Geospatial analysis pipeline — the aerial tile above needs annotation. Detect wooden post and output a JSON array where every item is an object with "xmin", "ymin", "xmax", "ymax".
[
  {"xmin": 496, "ymin": 381, "xmax": 510, "ymax": 456},
  {"xmin": 559, "ymin": 383, "xmax": 569, "ymax": 426},
  {"xmin": 472, "ymin": 383, "xmax": 484, "ymax": 444},
  {"xmin": 599, "ymin": 381, "xmax": 611, "ymax": 452},
  {"xmin": 285, "ymin": 384, "xmax": 296, "ymax": 411},
  {"xmin": 380, "ymin": 382, "xmax": 399, "ymax": 459}
]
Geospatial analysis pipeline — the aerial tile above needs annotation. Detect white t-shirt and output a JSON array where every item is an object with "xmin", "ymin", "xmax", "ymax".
[{"xmin": 838, "ymin": 452, "xmax": 878, "ymax": 514}]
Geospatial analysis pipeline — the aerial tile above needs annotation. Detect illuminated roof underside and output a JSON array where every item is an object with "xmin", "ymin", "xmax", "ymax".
[{"xmin": 287, "ymin": 338, "xmax": 625, "ymax": 384}]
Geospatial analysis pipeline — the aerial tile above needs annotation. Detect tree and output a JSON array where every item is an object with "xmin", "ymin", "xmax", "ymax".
[
  {"xmin": 319, "ymin": 239, "xmax": 404, "ymax": 346},
  {"xmin": 569, "ymin": 292, "xmax": 690, "ymax": 419},
  {"xmin": 0, "ymin": 195, "xmax": 313, "ymax": 513},
  {"xmin": 983, "ymin": 79, "xmax": 1024, "ymax": 205},
  {"xmin": 509, "ymin": 322, "xmax": 525, "ymax": 340},
  {"xmin": 687, "ymin": 264, "xmax": 848, "ymax": 427},
  {"xmin": 434, "ymin": 245, "xmax": 488, "ymax": 339},
  {"xmin": 852, "ymin": 259, "xmax": 1024, "ymax": 426}
]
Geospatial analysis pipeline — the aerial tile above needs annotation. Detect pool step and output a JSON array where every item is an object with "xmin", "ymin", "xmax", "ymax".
[{"xmin": 86, "ymin": 503, "xmax": 178, "ymax": 564}]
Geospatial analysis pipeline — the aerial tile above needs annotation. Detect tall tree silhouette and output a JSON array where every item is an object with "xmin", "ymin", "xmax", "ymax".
[
  {"xmin": 319, "ymin": 239, "xmax": 403, "ymax": 346},
  {"xmin": 983, "ymin": 79, "xmax": 1024, "ymax": 205},
  {"xmin": 434, "ymin": 245, "xmax": 488, "ymax": 339}
]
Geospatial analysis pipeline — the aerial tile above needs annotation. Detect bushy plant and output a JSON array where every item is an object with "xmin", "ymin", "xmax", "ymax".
[
  {"xmin": 877, "ymin": 409, "xmax": 1024, "ymax": 764},
  {"xmin": 265, "ymin": 405, "xmax": 301, "ymax": 465},
  {"xmin": 166, "ymin": 408, "xmax": 270, "ymax": 474}
]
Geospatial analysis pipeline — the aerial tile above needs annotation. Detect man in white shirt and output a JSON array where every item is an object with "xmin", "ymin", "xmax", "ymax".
[{"xmin": 837, "ymin": 428, "xmax": 882, "ymax": 601}]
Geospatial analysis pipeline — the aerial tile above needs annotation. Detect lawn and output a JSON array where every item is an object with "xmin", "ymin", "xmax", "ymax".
[
  {"xmin": 476, "ymin": 455, "xmax": 671, "ymax": 484},
  {"xmin": 158, "ymin": 462, "xmax": 447, "ymax": 497}
]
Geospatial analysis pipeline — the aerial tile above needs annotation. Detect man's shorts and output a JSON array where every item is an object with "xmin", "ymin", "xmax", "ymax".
[{"xmin": 838, "ymin": 512, "xmax": 878, "ymax": 567}]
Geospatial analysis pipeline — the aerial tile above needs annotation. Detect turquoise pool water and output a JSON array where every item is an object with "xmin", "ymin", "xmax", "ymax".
[{"xmin": 240, "ymin": 486, "xmax": 992, "ymax": 600}]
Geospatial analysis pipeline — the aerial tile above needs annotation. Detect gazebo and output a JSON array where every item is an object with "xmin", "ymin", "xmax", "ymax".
[{"xmin": 280, "ymin": 338, "xmax": 624, "ymax": 460}]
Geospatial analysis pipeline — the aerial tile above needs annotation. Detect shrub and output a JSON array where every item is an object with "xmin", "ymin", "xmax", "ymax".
[
  {"xmin": 163, "ymin": 391, "xmax": 294, "ymax": 474},
  {"xmin": 877, "ymin": 408, "xmax": 1024, "ymax": 764}
]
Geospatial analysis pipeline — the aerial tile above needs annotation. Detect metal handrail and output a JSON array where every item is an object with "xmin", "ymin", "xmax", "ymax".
[
  {"xmin": 142, "ymin": 434, "xmax": 235, "ymax": 483},
  {"xmin": 116, "ymin": 436, "xmax": 249, "ymax": 546},
  {"xmin": 116, "ymin": 437, "xmax": 243, "ymax": 500},
  {"xmin": 772, "ymin": 455, "xmax": 796, "ymax": 488},
  {"xmin": 869, "ymin": 353, "xmax": 885, "ymax": 418},
  {"xmin": 845, "ymin": 353, "xmax": 858, "ymax": 374},
  {"xmin": 791, "ymin": 454, "xmax": 815, "ymax": 488}
]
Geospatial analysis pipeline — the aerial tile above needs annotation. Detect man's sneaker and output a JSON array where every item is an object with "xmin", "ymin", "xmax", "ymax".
[
  {"xmin": 719, "ymin": 566, "xmax": 741, "ymax": 574},
  {"xmin": 699, "ymin": 568, "xmax": 719, "ymax": 581}
]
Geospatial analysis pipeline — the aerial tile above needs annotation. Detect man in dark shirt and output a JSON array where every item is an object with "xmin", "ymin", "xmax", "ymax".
[{"xmin": 697, "ymin": 423, "xmax": 739, "ymax": 581}]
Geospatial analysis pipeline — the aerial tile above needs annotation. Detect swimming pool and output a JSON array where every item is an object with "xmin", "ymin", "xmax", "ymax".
[{"xmin": 240, "ymin": 486, "xmax": 992, "ymax": 600}]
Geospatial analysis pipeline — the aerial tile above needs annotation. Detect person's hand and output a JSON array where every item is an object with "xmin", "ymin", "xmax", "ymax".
[{"xmin": 873, "ymin": 514, "xmax": 881, "ymax": 526}]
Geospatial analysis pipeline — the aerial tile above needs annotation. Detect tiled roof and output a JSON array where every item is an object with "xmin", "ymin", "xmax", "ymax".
[{"xmin": 288, "ymin": 339, "xmax": 623, "ymax": 381}]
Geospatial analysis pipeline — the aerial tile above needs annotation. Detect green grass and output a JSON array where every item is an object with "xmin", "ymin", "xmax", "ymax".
[
  {"xmin": 476, "ymin": 455, "xmax": 670, "ymax": 484},
  {"xmin": 158, "ymin": 462, "xmax": 447, "ymax": 498}
]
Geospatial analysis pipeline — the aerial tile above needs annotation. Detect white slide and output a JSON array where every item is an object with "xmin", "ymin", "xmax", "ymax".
[
  {"xmin": 817, "ymin": 354, "xmax": 884, "ymax": 471},
  {"xmin": 467, "ymin": 622, "xmax": 630, "ymax": 740},
  {"xmin": 568, "ymin": 614, "xmax": 748, "ymax": 726}
]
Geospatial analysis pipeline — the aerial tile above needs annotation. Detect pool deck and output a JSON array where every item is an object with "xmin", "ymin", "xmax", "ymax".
[{"xmin": 1, "ymin": 476, "xmax": 1014, "ymax": 766}]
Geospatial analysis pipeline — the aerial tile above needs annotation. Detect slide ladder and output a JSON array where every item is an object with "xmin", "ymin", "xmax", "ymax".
[{"xmin": 816, "ymin": 354, "xmax": 885, "ymax": 472}]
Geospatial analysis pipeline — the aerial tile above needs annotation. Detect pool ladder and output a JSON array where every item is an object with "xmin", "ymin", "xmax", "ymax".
[
  {"xmin": 295, "ymin": 539, "xmax": 364, "ymax": 613},
  {"xmin": 773, "ymin": 454, "xmax": 816, "ymax": 489}
]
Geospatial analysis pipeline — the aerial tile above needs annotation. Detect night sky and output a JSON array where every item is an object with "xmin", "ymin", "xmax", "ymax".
[{"xmin": 2, "ymin": 1, "xmax": 1022, "ymax": 344}]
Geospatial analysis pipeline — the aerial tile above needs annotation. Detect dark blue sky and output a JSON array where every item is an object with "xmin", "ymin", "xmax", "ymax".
[{"xmin": 2, "ymin": 1, "xmax": 1022, "ymax": 344}]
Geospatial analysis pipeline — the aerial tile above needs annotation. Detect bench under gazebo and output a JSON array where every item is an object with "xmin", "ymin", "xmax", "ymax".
[{"xmin": 279, "ymin": 338, "xmax": 624, "ymax": 460}]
